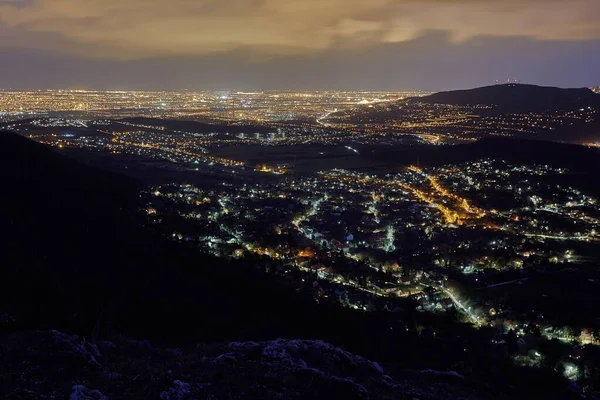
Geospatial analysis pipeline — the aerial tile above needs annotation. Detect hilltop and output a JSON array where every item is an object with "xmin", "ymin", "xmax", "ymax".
[
  {"xmin": 419, "ymin": 83, "xmax": 600, "ymax": 113},
  {"xmin": 323, "ymin": 84, "xmax": 600, "ymax": 142},
  {"xmin": 0, "ymin": 130, "xmax": 354, "ymax": 345}
]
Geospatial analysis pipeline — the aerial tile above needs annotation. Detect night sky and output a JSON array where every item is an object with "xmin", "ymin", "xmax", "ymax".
[{"xmin": 0, "ymin": 0, "xmax": 599, "ymax": 91}]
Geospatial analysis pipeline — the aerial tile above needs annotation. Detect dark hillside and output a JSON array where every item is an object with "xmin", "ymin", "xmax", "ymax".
[
  {"xmin": 118, "ymin": 117, "xmax": 273, "ymax": 134},
  {"xmin": 0, "ymin": 131, "xmax": 343, "ymax": 345},
  {"xmin": 0, "ymin": 131, "xmax": 453, "ymax": 360},
  {"xmin": 366, "ymin": 137, "xmax": 600, "ymax": 173},
  {"xmin": 420, "ymin": 84, "xmax": 600, "ymax": 113}
]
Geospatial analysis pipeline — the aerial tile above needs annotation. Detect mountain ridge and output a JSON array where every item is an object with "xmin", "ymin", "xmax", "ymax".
[{"xmin": 418, "ymin": 83, "xmax": 600, "ymax": 113}]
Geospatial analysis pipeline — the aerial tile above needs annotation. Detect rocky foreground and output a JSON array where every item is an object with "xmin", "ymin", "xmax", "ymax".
[{"xmin": 0, "ymin": 330, "xmax": 495, "ymax": 400}]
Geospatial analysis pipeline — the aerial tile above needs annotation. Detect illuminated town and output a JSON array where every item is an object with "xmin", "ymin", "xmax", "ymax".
[
  {"xmin": 5, "ymin": 87, "xmax": 597, "ymax": 157},
  {"xmin": 144, "ymin": 160, "xmax": 600, "ymax": 335},
  {"xmin": 0, "ymin": 89, "xmax": 426, "ymax": 123}
]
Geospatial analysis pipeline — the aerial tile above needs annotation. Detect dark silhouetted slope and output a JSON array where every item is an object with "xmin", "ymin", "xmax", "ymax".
[
  {"xmin": 0, "ymin": 131, "xmax": 318, "ymax": 341},
  {"xmin": 1, "ymin": 132, "xmax": 365, "ymax": 348},
  {"xmin": 0, "ymin": 131, "xmax": 458, "ymax": 361},
  {"xmin": 420, "ymin": 83, "xmax": 600, "ymax": 113}
]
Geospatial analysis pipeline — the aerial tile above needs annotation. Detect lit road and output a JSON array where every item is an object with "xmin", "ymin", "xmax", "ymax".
[
  {"xmin": 316, "ymin": 111, "xmax": 336, "ymax": 127},
  {"xmin": 444, "ymin": 288, "xmax": 480, "ymax": 325},
  {"xmin": 383, "ymin": 225, "xmax": 396, "ymax": 252},
  {"xmin": 421, "ymin": 283, "xmax": 481, "ymax": 325},
  {"xmin": 523, "ymin": 232, "xmax": 596, "ymax": 242},
  {"xmin": 292, "ymin": 195, "xmax": 326, "ymax": 241}
]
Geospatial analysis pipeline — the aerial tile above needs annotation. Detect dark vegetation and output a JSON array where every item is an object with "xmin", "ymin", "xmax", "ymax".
[
  {"xmin": 211, "ymin": 137, "xmax": 600, "ymax": 177},
  {"xmin": 364, "ymin": 137, "xmax": 600, "ymax": 178},
  {"xmin": 0, "ymin": 131, "xmax": 584, "ymax": 398},
  {"xmin": 118, "ymin": 117, "xmax": 273, "ymax": 135}
]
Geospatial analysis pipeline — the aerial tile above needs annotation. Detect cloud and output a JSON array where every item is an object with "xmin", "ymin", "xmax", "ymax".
[
  {"xmin": 1, "ymin": 33, "xmax": 599, "ymax": 90},
  {"xmin": 0, "ymin": 0, "xmax": 599, "ymax": 59}
]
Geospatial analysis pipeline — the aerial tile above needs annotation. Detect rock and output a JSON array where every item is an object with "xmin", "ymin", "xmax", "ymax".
[
  {"xmin": 96, "ymin": 341, "xmax": 116, "ymax": 351},
  {"xmin": 70, "ymin": 385, "xmax": 108, "ymax": 400},
  {"xmin": 213, "ymin": 353, "xmax": 238, "ymax": 363},
  {"xmin": 160, "ymin": 380, "xmax": 197, "ymax": 400},
  {"xmin": 420, "ymin": 369, "xmax": 465, "ymax": 380},
  {"xmin": 51, "ymin": 330, "xmax": 102, "ymax": 368},
  {"xmin": 0, "ymin": 330, "xmax": 502, "ymax": 399},
  {"xmin": 327, "ymin": 376, "xmax": 368, "ymax": 399}
]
